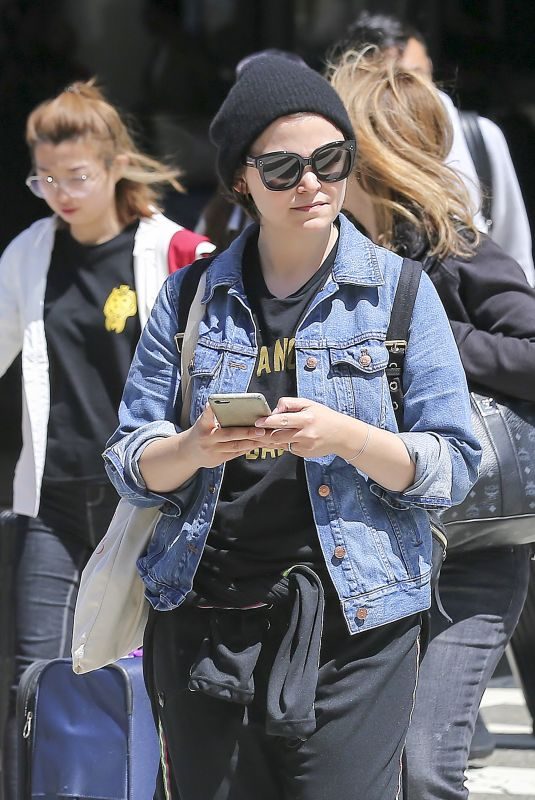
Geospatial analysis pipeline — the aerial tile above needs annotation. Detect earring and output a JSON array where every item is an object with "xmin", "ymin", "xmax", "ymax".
[{"xmin": 233, "ymin": 177, "xmax": 248, "ymax": 195}]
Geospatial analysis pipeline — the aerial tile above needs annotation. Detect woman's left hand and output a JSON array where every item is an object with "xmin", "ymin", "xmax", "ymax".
[
  {"xmin": 256, "ymin": 396, "xmax": 416, "ymax": 492},
  {"xmin": 255, "ymin": 396, "xmax": 352, "ymax": 459}
]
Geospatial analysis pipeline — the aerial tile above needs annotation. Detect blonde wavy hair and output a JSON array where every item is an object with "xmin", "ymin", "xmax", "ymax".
[
  {"xmin": 327, "ymin": 51, "xmax": 480, "ymax": 259},
  {"xmin": 26, "ymin": 79, "xmax": 184, "ymax": 226}
]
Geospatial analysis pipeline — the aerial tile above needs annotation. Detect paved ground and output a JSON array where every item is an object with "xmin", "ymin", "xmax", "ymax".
[{"xmin": 467, "ymin": 680, "xmax": 535, "ymax": 799}]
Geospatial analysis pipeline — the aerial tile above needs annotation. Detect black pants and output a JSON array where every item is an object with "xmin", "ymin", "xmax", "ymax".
[{"xmin": 145, "ymin": 599, "xmax": 421, "ymax": 800}]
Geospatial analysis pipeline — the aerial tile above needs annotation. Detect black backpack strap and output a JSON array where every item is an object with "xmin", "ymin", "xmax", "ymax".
[
  {"xmin": 459, "ymin": 110, "xmax": 493, "ymax": 228},
  {"xmin": 174, "ymin": 254, "xmax": 216, "ymax": 353},
  {"xmin": 386, "ymin": 258, "xmax": 422, "ymax": 428},
  {"xmin": 386, "ymin": 260, "xmax": 448, "ymax": 603}
]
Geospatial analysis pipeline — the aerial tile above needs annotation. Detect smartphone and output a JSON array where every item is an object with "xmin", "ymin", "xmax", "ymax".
[{"xmin": 208, "ymin": 393, "xmax": 271, "ymax": 428}]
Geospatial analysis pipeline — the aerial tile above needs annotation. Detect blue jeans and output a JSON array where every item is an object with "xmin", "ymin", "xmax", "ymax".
[
  {"xmin": 405, "ymin": 544, "xmax": 531, "ymax": 800},
  {"xmin": 2, "ymin": 483, "xmax": 117, "ymax": 800}
]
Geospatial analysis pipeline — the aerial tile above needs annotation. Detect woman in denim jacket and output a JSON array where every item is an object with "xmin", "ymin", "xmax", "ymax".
[
  {"xmin": 330, "ymin": 53, "xmax": 533, "ymax": 800},
  {"xmin": 105, "ymin": 54, "xmax": 480, "ymax": 800}
]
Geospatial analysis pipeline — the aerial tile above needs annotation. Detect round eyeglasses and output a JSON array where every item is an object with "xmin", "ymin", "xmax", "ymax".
[
  {"xmin": 244, "ymin": 140, "xmax": 356, "ymax": 191},
  {"xmin": 25, "ymin": 172, "xmax": 100, "ymax": 199}
]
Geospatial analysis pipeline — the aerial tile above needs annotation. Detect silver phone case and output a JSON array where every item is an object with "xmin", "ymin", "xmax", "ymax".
[{"xmin": 208, "ymin": 393, "xmax": 271, "ymax": 427}]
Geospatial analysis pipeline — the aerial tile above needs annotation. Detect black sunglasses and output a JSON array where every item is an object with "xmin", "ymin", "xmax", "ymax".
[{"xmin": 244, "ymin": 139, "xmax": 356, "ymax": 191}]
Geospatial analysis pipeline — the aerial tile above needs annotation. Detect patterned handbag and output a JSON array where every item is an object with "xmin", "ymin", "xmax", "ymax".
[{"xmin": 441, "ymin": 391, "xmax": 535, "ymax": 551}]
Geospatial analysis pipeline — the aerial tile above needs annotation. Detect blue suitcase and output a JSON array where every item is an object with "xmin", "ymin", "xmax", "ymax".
[{"xmin": 17, "ymin": 657, "xmax": 160, "ymax": 800}]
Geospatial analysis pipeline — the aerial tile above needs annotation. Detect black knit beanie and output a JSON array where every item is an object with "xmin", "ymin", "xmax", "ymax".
[{"xmin": 209, "ymin": 54, "xmax": 355, "ymax": 191}]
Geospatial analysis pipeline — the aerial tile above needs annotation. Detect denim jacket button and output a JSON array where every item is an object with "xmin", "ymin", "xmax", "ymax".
[
  {"xmin": 356, "ymin": 608, "xmax": 368, "ymax": 620},
  {"xmin": 318, "ymin": 484, "xmax": 331, "ymax": 498},
  {"xmin": 359, "ymin": 353, "xmax": 372, "ymax": 367},
  {"xmin": 334, "ymin": 545, "xmax": 346, "ymax": 559},
  {"xmin": 305, "ymin": 356, "xmax": 318, "ymax": 370},
  {"xmin": 208, "ymin": 485, "xmax": 216, "ymax": 494}
]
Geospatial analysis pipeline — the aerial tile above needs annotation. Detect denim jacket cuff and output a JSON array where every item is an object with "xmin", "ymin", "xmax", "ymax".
[
  {"xmin": 370, "ymin": 432, "xmax": 453, "ymax": 511},
  {"xmin": 103, "ymin": 421, "xmax": 199, "ymax": 513}
]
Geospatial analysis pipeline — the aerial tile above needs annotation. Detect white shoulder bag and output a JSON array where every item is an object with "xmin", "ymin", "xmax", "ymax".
[{"xmin": 72, "ymin": 270, "xmax": 207, "ymax": 674}]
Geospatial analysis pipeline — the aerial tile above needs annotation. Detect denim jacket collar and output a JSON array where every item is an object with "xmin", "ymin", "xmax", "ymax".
[{"xmin": 202, "ymin": 213, "xmax": 385, "ymax": 303}]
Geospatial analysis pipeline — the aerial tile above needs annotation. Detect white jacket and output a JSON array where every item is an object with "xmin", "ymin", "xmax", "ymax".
[
  {"xmin": 0, "ymin": 213, "xmax": 212, "ymax": 517},
  {"xmin": 440, "ymin": 92, "xmax": 534, "ymax": 286},
  {"xmin": 477, "ymin": 116, "xmax": 534, "ymax": 285}
]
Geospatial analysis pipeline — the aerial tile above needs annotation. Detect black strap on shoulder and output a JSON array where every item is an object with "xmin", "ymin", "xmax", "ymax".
[
  {"xmin": 459, "ymin": 110, "xmax": 493, "ymax": 227},
  {"xmin": 386, "ymin": 260, "xmax": 448, "ymax": 591},
  {"xmin": 386, "ymin": 259, "xmax": 422, "ymax": 428},
  {"xmin": 175, "ymin": 254, "xmax": 216, "ymax": 351}
]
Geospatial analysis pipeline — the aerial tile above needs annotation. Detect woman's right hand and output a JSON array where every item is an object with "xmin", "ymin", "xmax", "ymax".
[
  {"xmin": 139, "ymin": 404, "xmax": 266, "ymax": 493},
  {"xmin": 184, "ymin": 403, "xmax": 266, "ymax": 469}
]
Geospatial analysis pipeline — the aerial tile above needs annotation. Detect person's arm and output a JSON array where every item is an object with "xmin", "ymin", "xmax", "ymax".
[
  {"xmin": 437, "ymin": 236, "xmax": 535, "ymax": 401},
  {"xmin": 386, "ymin": 268, "xmax": 481, "ymax": 507},
  {"xmin": 0, "ymin": 239, "xmax": 23, "ymax": 378},
  {"xmin": 255, "ymin": 398, "xmax": 415, "ymax": 493},
  {"xmin": 138, "ymin": 404, "xmax": 265, "ymax": 492},
  {"xmin": 478, "ymin": 117, "xmax": 534, "ymax": 286}
]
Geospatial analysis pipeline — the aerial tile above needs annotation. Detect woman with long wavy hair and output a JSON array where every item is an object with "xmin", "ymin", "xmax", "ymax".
[{"xmin": 329, "ymin": 52, "xmax": 534, "ymax": 800}]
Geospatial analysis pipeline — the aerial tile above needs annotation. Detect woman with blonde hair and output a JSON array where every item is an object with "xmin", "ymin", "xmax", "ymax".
[
  {"xmin": 0, "ymin": 79, "xmax": 213, "ymax": 797},
  {"xmin": 329, "ymin": 52, "xmax": 534, "ymax": 800}
]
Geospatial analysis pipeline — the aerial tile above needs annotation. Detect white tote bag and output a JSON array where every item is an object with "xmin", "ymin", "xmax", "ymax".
[
  {"xmin": 72, "ymin": 502, "xmax": 160, "ymax": 673},
  {"xmin": 72, "ymin": 271, "xmax": 207, "ymax": 674}
]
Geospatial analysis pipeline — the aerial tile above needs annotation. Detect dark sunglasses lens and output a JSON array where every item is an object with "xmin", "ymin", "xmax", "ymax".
[
  {"xmin": 314, "ymin": 144, "xmax": 353, "ymax": 182},
  {"xmin": 260, "ymin": 154, "xmax": 302, "ymax": 190}
]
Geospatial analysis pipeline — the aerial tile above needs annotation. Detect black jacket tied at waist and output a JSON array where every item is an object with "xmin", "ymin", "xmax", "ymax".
[{"xmin": 187, "ymin": 565, "xmax": 325, "ymax": 740}]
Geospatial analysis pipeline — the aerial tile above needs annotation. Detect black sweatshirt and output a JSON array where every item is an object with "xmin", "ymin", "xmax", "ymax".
[{"xmin": 416, "ymin": 234, "xmax": 535, "ymax": 402}]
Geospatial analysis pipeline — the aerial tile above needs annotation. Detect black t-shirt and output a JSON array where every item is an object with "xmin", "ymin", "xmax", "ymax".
[
  {"xmin": 193, "ymin": 234, "xmax": 338, "ymax": 605},
  {"xmin": 42, "ymin": 222, "xmax": 141, "ymax": 482}
]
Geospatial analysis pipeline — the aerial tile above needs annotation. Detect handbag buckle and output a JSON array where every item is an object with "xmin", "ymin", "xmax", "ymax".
[
  {"xmin": 477, "ymin": 395, "xmax": 499, "ymax": 416},
  {"xmin": 385, "ymin": 339, "xmax": 407, "ymax": 353},
  {"xmin": 174, "ymin": 332, "xmax": 184, "ymax": 354}
]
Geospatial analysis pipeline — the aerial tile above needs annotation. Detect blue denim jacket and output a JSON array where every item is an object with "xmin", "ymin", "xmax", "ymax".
[{"xmin": 104, "ymin": 215, "xmax": 480, "ymax": 634}]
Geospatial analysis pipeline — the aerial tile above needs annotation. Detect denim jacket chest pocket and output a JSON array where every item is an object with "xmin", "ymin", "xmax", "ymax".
[
  {"xmin": 327, "ymin": 339, "xmax": 388, "ymax": 427},
  {"xmin": 186, "ymin": 340, "xmax": 254, "ymax": 421}
]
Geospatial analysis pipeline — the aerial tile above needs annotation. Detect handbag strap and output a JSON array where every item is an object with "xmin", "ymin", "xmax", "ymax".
[
  {"xmin": 386, "ymin": 258, "xmax": 423, "ymax": 428},
  {"xmin": 387, "ymin": 259, "xmax": 448, "ymax": 602},
  {"xmin": 459, "ymin": 110, "xmax": 493, "ymax": 228},
  {"xmin": 174, "ymin": 255, "xmax": 215, "ymax": 429}
]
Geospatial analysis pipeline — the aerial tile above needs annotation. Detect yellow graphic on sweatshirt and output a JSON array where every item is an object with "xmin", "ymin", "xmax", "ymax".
[
  {"xmin": 257, "ymin": 338, "xmax": 296, "ymax": 376},
  {"xmin": 244, "ymin": 336, "xmax": 297, "ymax": 461},
  {"xmin": 245, "ymin": 447, "xmax": 286, "ymax": 460},
  {"xmin": 103, "ymin": 285, "xmax": 137, "ymax": 333}
]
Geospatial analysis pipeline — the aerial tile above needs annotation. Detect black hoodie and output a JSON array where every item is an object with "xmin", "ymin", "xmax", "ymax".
[{"xmin": 395, "ymin": 224, "xmax": 535, "ymax": 403}]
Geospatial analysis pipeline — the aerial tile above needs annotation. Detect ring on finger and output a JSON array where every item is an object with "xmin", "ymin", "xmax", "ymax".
[{"xmin": 288, "ymin": 442, "xmax": 294, "ymax": 455}]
